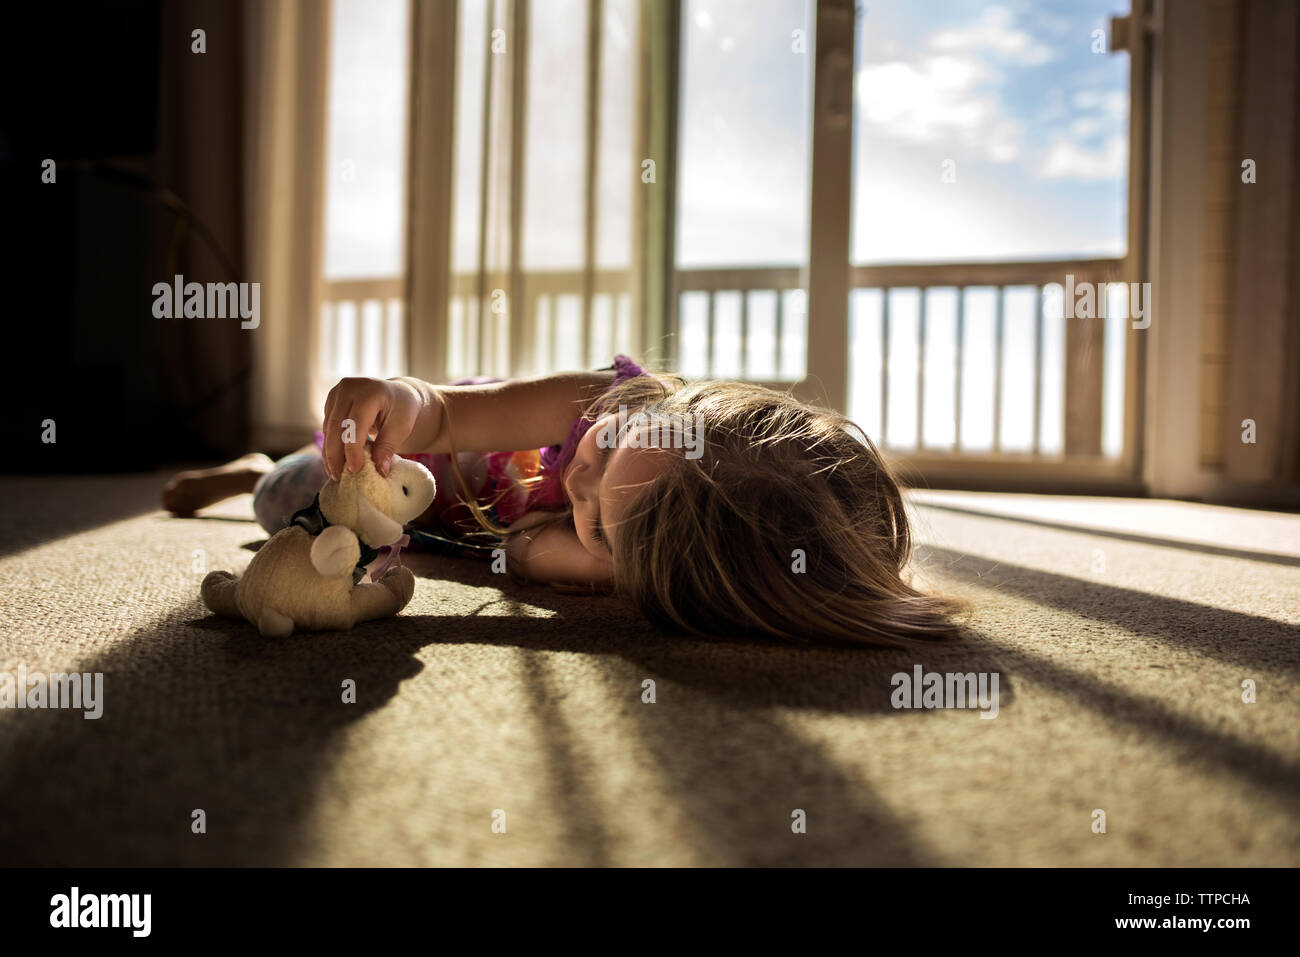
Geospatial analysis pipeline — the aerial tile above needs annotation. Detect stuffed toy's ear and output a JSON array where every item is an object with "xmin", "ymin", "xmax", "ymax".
[
  {"xmin": 310, "ymin": 524, "xmax": 362, "ymax": 577},
  {"xmin": 357, "ymin": 496, "xmax": 405, "ymax": 547}
]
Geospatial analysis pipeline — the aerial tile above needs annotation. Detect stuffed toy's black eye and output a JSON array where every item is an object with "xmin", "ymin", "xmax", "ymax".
[{"xmin": 402, "ymin": 486, "xmax": 409, "ymax": 496}]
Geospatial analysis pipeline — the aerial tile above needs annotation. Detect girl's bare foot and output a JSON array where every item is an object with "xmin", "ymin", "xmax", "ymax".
[{"xmin": 162, "ymin": 453, "xmax": 276, "ymax": 516}]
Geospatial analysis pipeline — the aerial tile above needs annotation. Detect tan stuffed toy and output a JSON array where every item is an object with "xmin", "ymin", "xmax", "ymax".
[{"xmin": 201, "ymin": 448, "xmax": 437, "ymax": 637}]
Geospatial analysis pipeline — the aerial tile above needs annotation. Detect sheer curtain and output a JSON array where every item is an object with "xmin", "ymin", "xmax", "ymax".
[{"xmin": 242, "ymin": 0, "xmax": 332, "ymax": 452}]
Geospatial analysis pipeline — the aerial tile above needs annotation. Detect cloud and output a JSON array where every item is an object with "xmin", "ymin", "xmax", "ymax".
[
  {"xmin": 1038, "ymin": 135, "xmax": 1126, "ymax": 181},
  {"xmin": 1072, "ymin": 89, "xmax": 1126, "ymax": 118},
  {"xmin": 856, "ymin": 54, "xmax": 1022, "ymax": 163},
  {"xmin": 853, "ymin": 4, "xmax": 1068, "ymax": 165},
  {"xmin": 929, "ymin": 5, "xmax": 1057, "ymax": 67},
  {"xmin": 1038, "ymin": 88, "xmax": 1127, "ymax": 182},
  {"xmin": 1070, "ymin": 116, "xmax": 1103, "ymax": 138}
]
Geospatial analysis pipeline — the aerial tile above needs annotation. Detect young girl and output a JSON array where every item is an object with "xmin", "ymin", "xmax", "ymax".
[{"xmin": 164, "ymin": 355, "xmax": 955, "ymax": 646}]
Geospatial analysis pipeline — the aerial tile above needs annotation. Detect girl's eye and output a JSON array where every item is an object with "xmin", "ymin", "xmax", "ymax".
[{"xmin": 591, "ymin": 517, "xmax": 605, "ymax": 546}]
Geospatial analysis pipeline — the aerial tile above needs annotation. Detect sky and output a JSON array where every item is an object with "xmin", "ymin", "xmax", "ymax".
[{"xmin": 676, "ymin": 0, "xmax": 1129, "ymax": 266}]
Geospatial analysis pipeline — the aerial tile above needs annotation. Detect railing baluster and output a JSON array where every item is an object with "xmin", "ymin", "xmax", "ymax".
[
  {"xmin": 1033, "ymin": 284, "xmax": 1044, "ymax": 456},
  {"xmin": 705, "ymin": 292, "xmax": 716, "ymax": 377},
  {"xmin": 377, "ymin": 299, "xmax": 390, "ymax": 377},
  {"xmin": 534, "ymin": 293, "xmax": 545, "ymax": 373},
  {"xmin": 477, "ymin": 294, "xmax": 487, "ymax": 375},
  {"xmin": 993, "ymin": 285, "xmax": 1005, "ymax": 453},
  {"xmin": 775, "ymin": 288, "xmax": 785, "ymax": 377},
  {"xmin": 880, "ymin": 287, "xmax": 890, "ymax": 448},
  {"xmin": 954, "ymin": 287, "xmax": 965, "ymax": 452},
  {"xmin": 465, "ymin": 296, "xmax": 475, "ymax": 376},
  {"xmin": 366, "ymin": 300, "xmax": 380, "ymax": 377},
  {"xmin": 550, "ymin": 294, "xmax": 559, "ymax": 372},
  {"xmin": 917, "ymin": 287, "xmax": 927, "ymax": 450},
  {"xmin": 321, "ymin": 302, "xmax": 335, "ymax": 382},
  {"xmin": 739, "ymin": 290, "xmax": 749, "ymax": 378},
  {"xmin": 457, "ymin": 296, "xmax": 467, "ymax": 378},
  {"xmin": 391, "ymin": 299, "xmax": 404, "ymax": 377},
  {"xmin": 499, "ymin": 300, "xmax": 510, "ymax": 374},
  {"xmin": 533, "ymin": 294, "xmax": 544, "ymax": 373},
  {"xmin": 463, "ymin": 297, "xmax": 472, "ymax": 375}
]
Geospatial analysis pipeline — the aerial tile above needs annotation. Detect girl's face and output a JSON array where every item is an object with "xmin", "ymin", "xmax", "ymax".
[{"xmin": 564, "ymin": 413, "xmax": 679, "ymax": 563}]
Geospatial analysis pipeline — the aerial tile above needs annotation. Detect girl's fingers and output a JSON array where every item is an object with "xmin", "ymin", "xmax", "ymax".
[
  {"xmin": 322, "ymin": 394, "xmax": 348, "ymax": 482},
  {"xmin": 343, "ymin": 397, "xmax": 386, "ymax": 474},
  {"xmin": 371, "ymin": 399, "xmax": 418, "ymax": 477}
]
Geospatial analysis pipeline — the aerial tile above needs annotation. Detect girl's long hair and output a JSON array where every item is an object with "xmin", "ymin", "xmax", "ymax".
[{"xmin": 447, "ymin": 371, "xmax": 959, "ymax": 646}]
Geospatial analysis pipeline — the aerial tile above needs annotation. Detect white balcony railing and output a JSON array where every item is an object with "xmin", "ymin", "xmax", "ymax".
[{"xmin": 321, "ymin": 256, "xmax": 1130, "ymax": 468}]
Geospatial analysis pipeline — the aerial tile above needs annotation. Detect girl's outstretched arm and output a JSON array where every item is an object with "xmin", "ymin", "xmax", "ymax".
[
  {"xmin": 504, "ymin": 511, "xmax": 614, "ymax": 586},
  {"xmin": 321, "ymin": 369, "xmax": 618, "ymax": 479}
]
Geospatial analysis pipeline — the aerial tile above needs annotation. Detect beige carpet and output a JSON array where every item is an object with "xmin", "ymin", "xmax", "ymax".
[{"xmin": 0, "ymin": 474, "xmax": 1297, "ymax": 866}]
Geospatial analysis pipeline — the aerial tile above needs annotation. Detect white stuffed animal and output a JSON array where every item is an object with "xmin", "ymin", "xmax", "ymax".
[{"xmin": 201, "ymin": 448, "xmax": 437, "ymax": 637}]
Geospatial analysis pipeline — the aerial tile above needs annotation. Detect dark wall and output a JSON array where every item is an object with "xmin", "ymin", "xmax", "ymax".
[{"xmin": 3, "ymin": 0, "xmax": 250, "ymax": 473}]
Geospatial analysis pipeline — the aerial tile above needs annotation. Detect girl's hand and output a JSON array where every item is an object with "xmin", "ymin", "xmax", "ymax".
[{"xmin": 322, "ymin": 377, "xmax": 435, "ymax": 480}]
